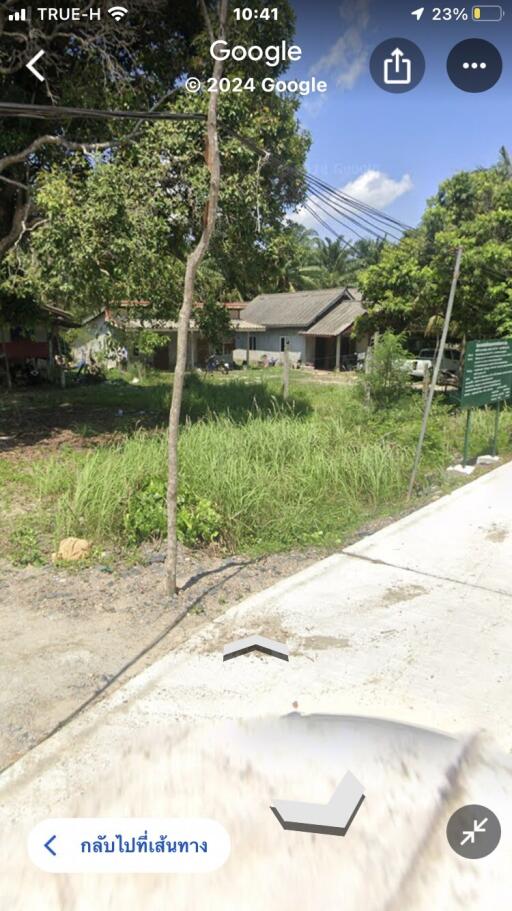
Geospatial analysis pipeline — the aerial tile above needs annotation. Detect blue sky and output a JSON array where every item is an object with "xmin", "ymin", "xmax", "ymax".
[{"xmin": 287, "ymin": 0, "xmax": 511, "ymax": 233}]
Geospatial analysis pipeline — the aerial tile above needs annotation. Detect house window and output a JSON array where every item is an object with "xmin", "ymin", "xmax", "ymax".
[
  {"xmin": 249, "ymin": 335, "xmax": 257, "ymax": 351},
  {"xmin": 280, "ymin": 336, "xmax": 289, "ymax": 352}
]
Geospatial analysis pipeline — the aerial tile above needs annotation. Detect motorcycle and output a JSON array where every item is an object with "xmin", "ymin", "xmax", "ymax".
[
  {"xmin": 12, "ymin": 361, "xmax": 43, "ymax": 386},
  {"xmin": 206, "ymin": 355, "xmax": 231, "ymax": 375}
]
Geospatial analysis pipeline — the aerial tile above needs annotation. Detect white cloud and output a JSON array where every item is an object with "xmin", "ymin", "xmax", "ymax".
[
  {"xmin": 340, "ymin": 170, "xmax": 413, "ymax": 208},
  {"xmin": 313, "ymin": 29, "xmax": 367, "ymax": 90},
  {"xmin": 310, "ymin": 0, "xmax": 372, "ymax": 90},
  {"xmin": 294, "ymin": 170, "xmax": 413, "ymax": 230}
]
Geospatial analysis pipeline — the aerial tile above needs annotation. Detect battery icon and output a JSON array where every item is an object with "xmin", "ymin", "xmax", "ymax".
[{"xmin": 472, "ymin": 5, "xmax": 504, "ymax": 19}]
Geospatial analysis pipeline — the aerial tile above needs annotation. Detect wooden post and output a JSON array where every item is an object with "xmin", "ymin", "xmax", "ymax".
[
  {"xmin": 48, "ymin": 334, "xmax": 54, "ymax": 383},
  {"xmin": 462, "ymin": 409, "xmax": 472, "ymax": 467},
  {"xmin": 335, "ymin": 334, "xmax": 341, "ymax": 372},
  {"xmin": 422, "ymin": 364, "xmax": 431, "ymax": 401},
  {"xmin": 1, "ymin": 327, "xmax": 12, "ymax": 390},
  {"xmin": 492, "ymin": 401, "xmax": 501, "ymax": 456},
  {"xmin": 55, "ymin": 331, "xmax": 66, "ymax": 388},
  {"xmin": 407, "ymin": 246, "xmax": 463, "ymax": 500},
  {"xmin": 283, "ymin": 338, "xmax": 290, "ymax": 401}
]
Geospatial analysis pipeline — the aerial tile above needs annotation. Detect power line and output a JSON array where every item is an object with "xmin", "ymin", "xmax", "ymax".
[
  {"xmin": 307, "ymin": 173, "xmax": 414, "ymax": 232},
  {"xmin": 0, "ymin": 101, "xmax": 205, "ymax": 123},
  {"xmin": 302, "ymin": 202, "xmax": 361, "ymax": 255},
  {"xmin": 305, "ymin": 178, "xmax": 404, "ymax": 242}
]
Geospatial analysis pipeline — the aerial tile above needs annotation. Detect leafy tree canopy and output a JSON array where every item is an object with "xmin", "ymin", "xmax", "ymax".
[
  {"xmin": 359, "ymin": 152, "xmax": 512, "ymax": 339},
  {"xmin": 0, "ymin": 0, "xmax": 207, "ymax": 256},
  {"xmin": 3, "ymin": 1, "xmax": 311, "ymax": 315}
]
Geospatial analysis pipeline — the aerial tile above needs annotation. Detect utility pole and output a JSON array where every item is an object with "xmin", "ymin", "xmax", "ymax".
[{"xmin": 407, "ymin": 246, "xmax": 463, "ymax": 500}]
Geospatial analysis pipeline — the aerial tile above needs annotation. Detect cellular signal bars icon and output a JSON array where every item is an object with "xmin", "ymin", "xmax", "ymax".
[{"xmin": 8, "ymin": 8, "xmax": 27, "ymax": 20}]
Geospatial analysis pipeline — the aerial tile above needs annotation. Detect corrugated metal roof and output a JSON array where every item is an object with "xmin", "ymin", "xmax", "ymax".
[
  {"xmin": 243, "ymin": 288, "xmax": 347, "ymax": 328},
  {"xmin": 303, "ymin": 299, "xmax": 366, "ymax": 337}
]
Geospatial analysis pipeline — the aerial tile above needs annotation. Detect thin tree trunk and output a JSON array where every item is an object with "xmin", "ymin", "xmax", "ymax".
[{"xmin": 166, "ymin": 0, "xmax": 228, "ymax": 597}]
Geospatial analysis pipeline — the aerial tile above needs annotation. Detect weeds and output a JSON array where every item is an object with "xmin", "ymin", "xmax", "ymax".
[
  {"xmin": 8, "ymin": 527, "xmax": 44, "ymax": 566},
  {"xmin": 3, "ymin": 374, "xmax": 511, "ymax": 562}
]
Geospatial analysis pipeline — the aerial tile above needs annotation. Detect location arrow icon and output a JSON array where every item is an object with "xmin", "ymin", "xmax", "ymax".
[
  {"xmin": 271, "ymin": 771, "xmax": 365, "ymax": 836},
  {"xmin": 223, "ymin": 635, "xmax": 289, "ymax": 662},
  {"xmin": 411, "ymin": 7, "xmax": 425, "ymax": 21},
  {"xmin": 26, "ymin": 50, "xmax": 45, "ymax": 82}
]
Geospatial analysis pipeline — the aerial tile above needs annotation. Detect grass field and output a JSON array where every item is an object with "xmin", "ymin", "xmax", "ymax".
[{"xmin": 1, "ymin": 369, "xmax": 510, "ymax": 564}]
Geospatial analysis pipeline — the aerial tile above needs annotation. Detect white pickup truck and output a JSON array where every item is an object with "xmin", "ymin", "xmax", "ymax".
[{"xmin": 408, "ymin": 347, "xmax": 461, "ymax": 379}]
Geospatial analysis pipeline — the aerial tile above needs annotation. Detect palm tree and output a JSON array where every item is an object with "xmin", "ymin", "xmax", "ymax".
[{"xmin": 312, "ymin": 237, "xmax": 351, "ymax": 286}]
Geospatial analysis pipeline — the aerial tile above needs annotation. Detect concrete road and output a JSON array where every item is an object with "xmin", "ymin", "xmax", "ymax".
[{"xmin": 1, "ymin": 462, "xmax": 512, "ymax": 908}]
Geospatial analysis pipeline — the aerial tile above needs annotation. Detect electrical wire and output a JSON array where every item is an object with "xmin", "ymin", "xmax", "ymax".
[{"xmin": 305, "ymin": 178, "xmax": 404, "ymax": 242}]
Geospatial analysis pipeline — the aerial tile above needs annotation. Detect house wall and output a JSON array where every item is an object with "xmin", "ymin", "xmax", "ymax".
[
  {"xmin": 154, "ymin": 333, "xmax": 203, "ymax": 371},
  {"xmin": 234, "ymin": 327, "xmax": 306, "ymax": 365}
]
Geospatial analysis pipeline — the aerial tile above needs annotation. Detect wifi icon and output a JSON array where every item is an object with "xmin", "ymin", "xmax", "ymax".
[{"xmin": 108, "ymin": 5, "xmax": 128, "ymax": 21}]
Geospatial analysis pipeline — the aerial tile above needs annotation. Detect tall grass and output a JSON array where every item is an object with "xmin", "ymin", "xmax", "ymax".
[
  {"xmin": 33, "ymin": 415, "xmax": 413, "ymax": 552},
  {"xmin": 13, "ymin": 381, "xmax": 512, "ymax": 557}
]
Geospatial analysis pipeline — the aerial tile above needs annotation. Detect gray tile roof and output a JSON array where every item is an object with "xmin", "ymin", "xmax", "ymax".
[
  {"xmin": 303, "ymin": 299, "xmax": 366, "ymax": 337},
  {"xmin": 243, "ymin": 288, "xmax": 348, "ymax": 329},
  {"xmin": 231, "ymin": 319, "xmax": 265, "ymax": 332}
]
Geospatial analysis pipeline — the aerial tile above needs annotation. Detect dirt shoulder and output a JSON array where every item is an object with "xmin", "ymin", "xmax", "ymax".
[{"xmin": 0, "ymin": 542, "xmax": 335, "ymax": 771}]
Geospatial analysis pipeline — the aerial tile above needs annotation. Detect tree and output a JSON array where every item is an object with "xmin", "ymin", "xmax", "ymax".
[
  {"xmin": 312, "ymin": 236, "xmax": 351, "ymax": 286},
  {"xmin": 357, "ymin": 331, "xmax": 409, "ymax": 408},
  {"xmin": 0, "ymin": 0, "xmax": 205, "ymax": 257},
  {"xmin": 194, "ymin": 301, "xmax": 231, "ymax": 353},
  {"xmin": 359, "ymin": 155, "xmax": 512, "ymax": 339},
  {"xmin": 4, "ymin": 4, "xmax": 310, "ymax": 312},
  {"xmin": 166, "ymin": 0, "xmax": 228, "ymax": 596},
  {"xmin": 263, "ymin": 223, "xmax": 324, "ymax": 292}
]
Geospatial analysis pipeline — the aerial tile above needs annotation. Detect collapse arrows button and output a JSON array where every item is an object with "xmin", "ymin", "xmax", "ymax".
[
  {"xmin": 271, "ymin": 771, "xmax": 365, "ymax": 836},
  {"xmin": 223, "ymin": 635, "xmax": 289, "ymax": 662}
]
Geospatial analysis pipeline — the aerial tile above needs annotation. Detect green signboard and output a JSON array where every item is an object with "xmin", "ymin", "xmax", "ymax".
[{"xmin": 459, "ymin": 339, "xmax": 512, "ymax": 409}]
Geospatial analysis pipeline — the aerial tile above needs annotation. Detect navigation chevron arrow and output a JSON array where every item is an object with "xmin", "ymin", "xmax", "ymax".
[
  {"xmin": 44, "ymin": 835, "xmax": 57, "ymax": 856},
  {"xmin": 223, "ymin": 635, "xmax": 289, "ymax": 662},
  {"xmin": 271, "ymin": 771, "xmax": 365, "ymax": 836}
]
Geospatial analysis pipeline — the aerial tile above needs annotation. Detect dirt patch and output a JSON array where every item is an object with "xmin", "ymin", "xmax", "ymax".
[
  {"xmin": 381, "ymin": 584, "xmax": 427, "ymax": 606},
  {"xmin": 0, "ymin": 543, "xmax": 332, "ymax": 771},
  {"xmin": 298, "ymin": 635, "xmax": 351, "ymax": 651},
  {"xmin": 485, "ymin": 525, "xmax": 509, "ymax": 544},
  {"xmin": 0, "ymin": 406, "xmax": 163, "ymax": 460}
]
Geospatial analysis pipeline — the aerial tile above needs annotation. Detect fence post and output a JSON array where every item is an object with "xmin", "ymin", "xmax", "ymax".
[
  {"xmin": 462, "ymin": 409, "xmax": 472, "ymax": 467},
  {"xmin": 283, "ymin": 338, "xmax": 290, "ymax": 401}
]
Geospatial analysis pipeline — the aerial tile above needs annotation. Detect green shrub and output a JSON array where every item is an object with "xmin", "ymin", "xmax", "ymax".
[
  {"xmin": 358, "ymin": 332, "xmax": 410, "ymax": 408},
  {"xmin": 9, "ymin": 526, "xmax": 44, "ymax": 566},
  {"xmin": 123, "ymin": 477, "xmax": 221, "ymax": 548}
]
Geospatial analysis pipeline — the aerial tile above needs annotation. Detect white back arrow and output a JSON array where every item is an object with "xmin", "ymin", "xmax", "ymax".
[{"xmin": 26, "ymin": 50, "xmax": 46, "ymax": 82}]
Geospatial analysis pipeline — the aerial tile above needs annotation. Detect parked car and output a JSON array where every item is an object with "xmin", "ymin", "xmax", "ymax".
[{"xmin": 408, "ymin": 347, "xmax": 461, "ymax": 380}]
